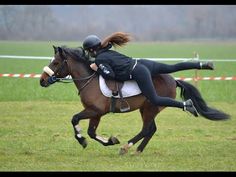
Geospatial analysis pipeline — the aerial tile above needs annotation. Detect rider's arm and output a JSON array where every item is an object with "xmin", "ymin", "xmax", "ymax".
[
  {"xmin": 91, "ymin": 62, "xmax": 115, "ymax": 80},
  {"xmin": 96, "ymin": 63, "xmax": 115, "ymax": 80}
]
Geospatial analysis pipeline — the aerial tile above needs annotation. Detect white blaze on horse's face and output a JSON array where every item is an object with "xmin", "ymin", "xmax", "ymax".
[{"xmin": 50, "ymin": 57, "xmax": 55, "ymax": 63}]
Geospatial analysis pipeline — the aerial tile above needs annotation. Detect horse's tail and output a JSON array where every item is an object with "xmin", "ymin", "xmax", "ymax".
[
  {"xmin": 176, "ymin": 80, "xmax": 230, "ymax": 121},
  {"xmin": 101, "ymin": 32, "xmax": 132, "ymax": 48}
]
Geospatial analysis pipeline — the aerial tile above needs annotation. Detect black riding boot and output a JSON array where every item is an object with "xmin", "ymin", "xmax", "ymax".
[
  {"xmin": 200, "ymin": 61, "xmax": 214, "ymax": 70},
  {"xmin": 183, "ymin": 99, "xmax": 199, "ymax": 117}
]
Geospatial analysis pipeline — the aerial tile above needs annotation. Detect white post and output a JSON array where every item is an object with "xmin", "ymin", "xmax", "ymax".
[{"xmin": 193, "ymin": 52, "xmax": 199, "ymax": 87}]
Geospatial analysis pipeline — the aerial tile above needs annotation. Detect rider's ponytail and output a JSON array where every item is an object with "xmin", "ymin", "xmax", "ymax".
[{"xmin": 101, "ymin": 32, "xmax": 132, "ymax": 49}]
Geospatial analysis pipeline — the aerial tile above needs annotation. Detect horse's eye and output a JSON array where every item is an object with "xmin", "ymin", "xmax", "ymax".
[{"xmin": 53, "ymin": 62, "xmax": 59, "ymax": 65}]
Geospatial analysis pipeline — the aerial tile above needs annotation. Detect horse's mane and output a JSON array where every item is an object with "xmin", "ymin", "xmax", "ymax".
[
  {"xmin": 101, "ymin": 32, "xmax": 132, "ymax": 49},
  {"xmin": 60, "ymin": 46, "xmax": 91, "ymax": 65},
  {"xmin": 60, "ymin": 46, "xmax": 84, "ymax": 59}
]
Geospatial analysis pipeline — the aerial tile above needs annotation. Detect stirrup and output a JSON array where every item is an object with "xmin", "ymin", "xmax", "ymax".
[
  {"xmin": 120, "ymin": 100, "xmax": 130, "ymax": 112},
  {"xmin": 120, "ymin": 106, "xmax": 130, "ymax": 112}
]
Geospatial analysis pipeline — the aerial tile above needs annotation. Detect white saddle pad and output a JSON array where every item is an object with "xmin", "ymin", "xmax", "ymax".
[{"xmin": 99, "ymin": 75, "xmax": 142, "ymax": 98}]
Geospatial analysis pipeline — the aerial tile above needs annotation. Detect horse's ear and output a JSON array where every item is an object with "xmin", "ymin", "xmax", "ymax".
[
  {"xmin": 53, "ymin": 45, "xmax": 57, "ymax": 54},
  {"xmin": 57, "ymin": 47, "xmax": 67, "ymax": 60},
  {"xmin": 58, "ymin": 47, "xmax": 63, "ymax": 55}
]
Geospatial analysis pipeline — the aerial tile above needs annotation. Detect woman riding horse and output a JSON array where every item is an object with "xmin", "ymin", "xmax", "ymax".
[
  {"xmin": 40, "ymin": 42, "xmax": 229, "ymax": 154},
  {"xmin": 82, "ymin": 32, "xmax": 214, "ymax": 117}
]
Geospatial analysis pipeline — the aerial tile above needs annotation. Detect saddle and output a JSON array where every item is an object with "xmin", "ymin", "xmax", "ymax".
[{"xmin": 104, "ymin": 79, "xmax": 130, "ymax": 113}]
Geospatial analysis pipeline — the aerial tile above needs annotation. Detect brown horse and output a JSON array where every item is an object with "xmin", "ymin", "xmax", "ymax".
[{"xmin": 39, "ymin": 45, "xmax": 230, "ymax": 154}]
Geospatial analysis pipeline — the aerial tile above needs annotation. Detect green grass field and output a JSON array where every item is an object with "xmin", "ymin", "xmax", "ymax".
[{"xmin": 0, "ymin": 41, "xmax": 236, "ymax": 171}]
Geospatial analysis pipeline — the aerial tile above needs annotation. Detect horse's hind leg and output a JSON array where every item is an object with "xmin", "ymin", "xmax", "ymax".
[
  {"xmin": 119, "ymin": 104, "xmax": 158, "ymax": 155},
  {"xmin": 136, "ymin": 119, "xmax": 157, "ymax": 153},
  {"xmin": 87, "ymin": 117, "xmax": 120, "ymax": 146},
  {"xmin": 135, "ymin": 105, "xmax": 159, "ymax": 154}
]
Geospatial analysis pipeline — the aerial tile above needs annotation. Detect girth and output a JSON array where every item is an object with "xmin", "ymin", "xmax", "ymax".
[{"xmin": 104, "ymin": 79, "xmax": 130, "ymax": 113}]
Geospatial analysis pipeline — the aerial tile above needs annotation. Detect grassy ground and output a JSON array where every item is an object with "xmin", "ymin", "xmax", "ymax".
[
  {"xmin": 0, "ymin": 101, "xmax": 235, "ymax": 171},
  {"xmin": 0, "ymin": 41, "xmax": 236, "ymax": 171}
]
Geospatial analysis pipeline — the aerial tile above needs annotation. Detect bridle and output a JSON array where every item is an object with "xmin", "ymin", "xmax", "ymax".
[{"xmin": 43, "ymin": 56, "xmax": 96, "ymax": 94}]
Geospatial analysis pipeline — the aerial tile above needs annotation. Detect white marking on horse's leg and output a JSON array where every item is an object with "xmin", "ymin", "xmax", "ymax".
[
  {"xmin": 76, "ymin": 134, "xmax": 82, "ymax": 138},
  {"xmin": 75, "ymin": 125, "xmax": 83, "ymax": 139},
  {"xmin": 96, "ymin": 135, "xmax": 108, "ymax": 143},
  {"xmin": 128, "ymin": 142, "xmax": 133, "ymax": 148},
  {"xmin": 75, "ymin": 125, "xmax": 81, "ymax": 133}
]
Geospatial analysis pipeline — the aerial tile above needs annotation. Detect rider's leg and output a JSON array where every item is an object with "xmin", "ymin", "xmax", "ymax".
[
  {"xmin": 131, "ymin": 63, "xmax": 198, "ymax": 116},
  {"xmin": 138, "ymin": 59, "xmax": 213, "ymax": 76}
]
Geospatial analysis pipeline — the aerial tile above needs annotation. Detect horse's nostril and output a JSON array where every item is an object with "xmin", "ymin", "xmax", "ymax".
[{"xmin": 40, "ymin": 79, "xmax": 46, "ymax": 87}]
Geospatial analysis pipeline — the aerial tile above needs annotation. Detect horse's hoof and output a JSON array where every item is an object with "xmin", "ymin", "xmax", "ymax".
[
  {"xmin": 119, "ymin": 144, "xmax": 129, "ymax": 155},
  {"xmin": 75, "ymin": 135, "xmax": 87, "ymax": 148},
  {"xmin": 109, "ymin": 136, "xmax": 120, "ymax": 145},
  {"xmin": 119, "ymin": 147, "xmax": 128, "ymax": 155},
  {"xmin": 135, "ymin": 150, "xmax": 142, "ymax": 155},
  {"xmin": 130, "ymin": 151, "xmax": 142, "ymax": 156},
  {"xmin": 81, "ymin": 139, "xmax": 88, "ymax": 149}
]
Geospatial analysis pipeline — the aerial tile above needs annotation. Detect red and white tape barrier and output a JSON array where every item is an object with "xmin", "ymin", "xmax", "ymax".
[
  {"xmin": 0, "ymin": 74, "xmax": 236, "ymax": 81},
  {"xmin": 174, "ymin": 76, "xmax": 236, "ymax": 81},
  {"xmin": 0, "ymin": 73, "xmax": 41, "ymax": 78}
]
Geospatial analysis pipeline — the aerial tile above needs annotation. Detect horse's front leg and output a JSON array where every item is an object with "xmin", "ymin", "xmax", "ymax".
[
  {"xmin": 87, "ymin": 117, "xmax": 120, "ymax": 146},
  {"xmin": 71, "ymin": 109, "xmax": 99, "ymax": 148}
]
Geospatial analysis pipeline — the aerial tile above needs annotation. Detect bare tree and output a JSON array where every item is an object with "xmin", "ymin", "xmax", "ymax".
[{"xmin": 1, "ymin": 5, "xmax": 236, "ymax": 41}]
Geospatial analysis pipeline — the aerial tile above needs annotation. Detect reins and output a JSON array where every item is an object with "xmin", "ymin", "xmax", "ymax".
[
  {"xmin": 56, "ymin": 72, "xmax": 97, "ymax": 94},
  {"xmin": 51, "ymin": 58, "xmax": 97, "ymax": 94},
  {"xmin": 56, "ymin": 72, "xmax": 96, "ymax": 83}
]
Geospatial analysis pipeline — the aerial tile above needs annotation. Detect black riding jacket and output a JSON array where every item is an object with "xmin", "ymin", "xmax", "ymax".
[{"xmin": 95, "ymin": 44, "xmax": 136, "ymax": 82}]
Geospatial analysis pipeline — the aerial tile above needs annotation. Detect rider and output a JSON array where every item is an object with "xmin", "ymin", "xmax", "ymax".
[{"xmin": 82, "ymin": 32, "xmax": 214, "ymax": 117}]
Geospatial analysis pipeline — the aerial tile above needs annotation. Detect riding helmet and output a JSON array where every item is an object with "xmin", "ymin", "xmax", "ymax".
[{"xmin": 82, "ymin": 35, "xmax": 101, "ymax": 50}]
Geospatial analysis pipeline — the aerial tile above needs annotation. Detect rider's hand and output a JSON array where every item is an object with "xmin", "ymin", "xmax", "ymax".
[{"xmin": 90, "ymin": 63, "xmax": 98, "ymax": 71}]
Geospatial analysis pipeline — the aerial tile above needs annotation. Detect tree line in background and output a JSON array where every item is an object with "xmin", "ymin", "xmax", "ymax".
[{"xmin": 0, "ymin": 5, "xmax": 236, "ymax": 41}]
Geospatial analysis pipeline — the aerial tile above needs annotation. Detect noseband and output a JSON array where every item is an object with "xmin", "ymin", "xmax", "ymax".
[
  {"xmin": 43, "ymin": 59, "xmax": 68, "ymax": 84},
  {"xmin": 43, "ymin": 58, "xmax": 96, "ymax": 94}
]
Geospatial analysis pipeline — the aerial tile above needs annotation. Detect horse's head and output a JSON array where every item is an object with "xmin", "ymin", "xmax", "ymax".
[
  {"xmin": 40, "ymin": 45, "xmax": 89, "ymax": 87},
  {"xmin": 39, "ymin": 46, "xmax": 70, "ymax": 87}
]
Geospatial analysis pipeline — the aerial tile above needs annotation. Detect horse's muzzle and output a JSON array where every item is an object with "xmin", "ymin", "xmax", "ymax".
[
  {"xmin": 40, "ymin": 78, "xmax": 49, "ymax": 87},
  {"xmin": 40, "ymin": 76, "xmax": 59, "ymax": 87}
]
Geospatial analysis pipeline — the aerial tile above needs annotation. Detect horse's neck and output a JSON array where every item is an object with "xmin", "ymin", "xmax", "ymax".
[
  {"xmin": 69, "ymin": 61, "xmax": 96, "ymax": 91},
  {"xmin": 70, "ymin": 61, "xmax": 92, "ymax": 78}
]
